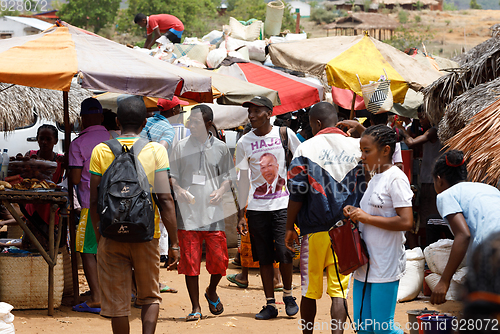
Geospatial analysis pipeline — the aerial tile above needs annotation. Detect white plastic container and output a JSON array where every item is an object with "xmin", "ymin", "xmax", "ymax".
[{"xmin": 265, "ymin": 1, "xmax": 285, "ymax": 36}]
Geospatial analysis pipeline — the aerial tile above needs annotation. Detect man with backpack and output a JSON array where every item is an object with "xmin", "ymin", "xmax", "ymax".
[
  {"xmin": 89, "ymin": 96, "xmax": 178, "ymax": 334},
  {"xmin": 169, "ymin": 105, "xmax": 235, "ymax": 321},
  {"xmin": 235, "ymin": 96, "xmax": 301, "ymax": 320}
]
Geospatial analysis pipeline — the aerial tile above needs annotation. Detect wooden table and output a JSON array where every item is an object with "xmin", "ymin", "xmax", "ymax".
[{"xmin": 0, "ymin": 190, "xmax": 68, "ymax": 316}]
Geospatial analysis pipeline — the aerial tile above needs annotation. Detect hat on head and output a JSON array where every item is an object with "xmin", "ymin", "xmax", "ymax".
[
  {"xmin": 242, "ymin": 96, "xmax": 273, "ymax": 111},
  {"xmin": 157, "ymin": 96, "xmax": 189, "ymax": 111},
  {"xmin": 81, "ymin": 97, "xmax": 103, "ymax": 116}
]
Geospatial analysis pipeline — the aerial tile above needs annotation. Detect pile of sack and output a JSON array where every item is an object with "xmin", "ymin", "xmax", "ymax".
[
  {"xmin": 423, "ymin": 239, "xmax": 467, "ymax": 301},
  {"xmin": 137, "ymin": 16, "xmax": 307, "ymax": 69}
]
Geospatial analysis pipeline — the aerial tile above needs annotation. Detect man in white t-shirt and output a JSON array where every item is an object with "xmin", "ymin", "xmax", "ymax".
[{"xmin": 235, "ymin": 96, "xmax": 301, "ymax": 320}]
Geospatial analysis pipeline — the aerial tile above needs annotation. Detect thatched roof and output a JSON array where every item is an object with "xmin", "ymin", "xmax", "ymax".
[
  {"xmin": 373, "ymin": 0, "xmax": 438, "ymax": 5},
  {"xmin": 324, "ymin": 13, "xmax": 398, "ymax": 30},
  {"xmin": 422, "ymin": 36, "xmax": 500, "ymax": 126},
  {"xmin": 437, "ymin": 78, "xmax": 500, "ymax": 143},
  {"xmin": 0, "ymin": 82, "xmax": 91, "ymax": 131},
  {"xmin": 445, "ymin": 97, "xmax": 500, "ymax": 185}
]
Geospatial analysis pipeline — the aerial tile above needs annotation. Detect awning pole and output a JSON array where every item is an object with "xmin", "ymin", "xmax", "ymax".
[
  {"xmin": 350, "ymin": 91, "xmax": 356, "ymax": 120},
  {"xmin": 63, "ymin": 91, "xmax": 79, "ymax": 306}
]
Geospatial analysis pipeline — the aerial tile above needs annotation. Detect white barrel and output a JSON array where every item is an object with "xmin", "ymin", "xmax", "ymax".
[{"xmin": 265, "ymin": 0, "xmax": 285, "ymax": 36}]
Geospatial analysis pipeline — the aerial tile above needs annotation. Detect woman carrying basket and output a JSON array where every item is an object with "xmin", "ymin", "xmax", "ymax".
[{"xmin": 343, "ymin": 125, "xmax": 413, "ymax": 334}]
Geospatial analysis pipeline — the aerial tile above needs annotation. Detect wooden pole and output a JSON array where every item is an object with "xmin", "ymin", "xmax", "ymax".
[
  {"xmin": 350, "ymin": 91, "xmax": 356, "ymax": 120},
  {"xmin": 63, "ymin": 91, "xmax": 79, "ymax": 306}
]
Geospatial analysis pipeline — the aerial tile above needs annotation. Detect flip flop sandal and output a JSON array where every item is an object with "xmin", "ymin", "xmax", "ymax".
[
  {"xmin": 204, "ymin": 292, "xmax": 224, "ymax": 315},
  {"xmin": 226, "ymin": 274, "xmax": 248, "ymax": 288},
  {"xmin": 186, "ymin": 312, "xmax": 202, "ymax": 322},
  {"xmin": 160, "ymin": 285, "xmax": 178, "ymax": 293},
  {"xmin": 72, "ymin": 301, "xmax": 101, "ymax": 314}
]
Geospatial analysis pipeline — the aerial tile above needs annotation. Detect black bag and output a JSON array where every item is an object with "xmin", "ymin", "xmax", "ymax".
[
  {"xmin": 97, "ymin": 138, "xmax": 155, "ymax": 243},
  {"xmin": 279, "ymin": 126, "xmax": 293, "ymax": 169}
]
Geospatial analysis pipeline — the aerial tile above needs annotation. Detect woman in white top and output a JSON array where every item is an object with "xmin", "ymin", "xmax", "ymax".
[{"xmin": 344, "ymin": 125, "xmax": 413, "ymax": 334}]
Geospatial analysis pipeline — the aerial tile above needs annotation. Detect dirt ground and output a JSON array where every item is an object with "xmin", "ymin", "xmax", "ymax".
[
  {"xmin": 11, "ymin": 251, "xmax": 462, "ymax": 334},
  {"xmin": 302, "ymin": 9, "xmax": 500, "ymax": 59}
]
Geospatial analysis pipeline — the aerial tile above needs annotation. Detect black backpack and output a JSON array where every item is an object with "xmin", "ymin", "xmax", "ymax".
[{"xmin": 97, "ymin": 138, "xmax": 155, "ymax": 243}]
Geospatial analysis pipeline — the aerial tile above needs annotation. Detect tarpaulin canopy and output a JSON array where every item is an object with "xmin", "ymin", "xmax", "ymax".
[
  {"xmin": 0, "ymin": 22, "xmax": 212, "ymax": 99},
  {"xmin": 186, "ymin": 67, "xmax": 280, "ymax": 107},
  {"xmin": 217, "ymin": 62, "xmax": 323, "ymax": 115},
  {"xmin": 269, "ymin": 35, "xmax": 441, "ymax": 106}
]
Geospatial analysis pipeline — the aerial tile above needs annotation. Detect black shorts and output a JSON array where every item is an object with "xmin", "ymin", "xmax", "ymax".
[
  {"xmin": 164, "ymin": 30, "xmax": 181, "ymax": 44},
  {"xmin": 246, "ymin": 209, "xmax": 294, "ymax": 266}
]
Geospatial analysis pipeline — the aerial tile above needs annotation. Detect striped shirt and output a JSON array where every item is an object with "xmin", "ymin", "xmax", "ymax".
[{"xmin": 140, "ymin": 114, "xmax": 175, "ymax": 148}]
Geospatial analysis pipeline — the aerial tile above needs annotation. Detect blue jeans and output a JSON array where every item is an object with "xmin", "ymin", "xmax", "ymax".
[{"xmin": 353, "ymin": 279, "xmax": 403, "ymax": 334}]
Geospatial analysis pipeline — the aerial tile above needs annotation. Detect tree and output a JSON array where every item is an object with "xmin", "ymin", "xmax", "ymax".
[
  {"xmin": 58, "ymin": 0, "xmax": 121, "ymax": 34},
  {"xmin": 470, "ymin": 0, "xmax": 482, "ymax": 8}
]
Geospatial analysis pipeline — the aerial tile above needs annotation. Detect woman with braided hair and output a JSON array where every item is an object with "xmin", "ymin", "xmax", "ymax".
[
  {"xmin": 344, "ymin": 124, "xmax": 414, "ymax": 334},
  {"xmin": 431, "ymin": 150, "xmax": 500, "ymax": 305}
]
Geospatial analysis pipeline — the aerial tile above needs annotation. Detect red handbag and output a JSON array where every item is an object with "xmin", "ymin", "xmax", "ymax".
[{"xmin": 328, "ymin": 219, "xmax": 369, "ymax": 275}]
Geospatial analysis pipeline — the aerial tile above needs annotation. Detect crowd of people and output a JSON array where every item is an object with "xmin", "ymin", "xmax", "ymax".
[{"xmin": 2, "ymin": 91, "xmax": 500, "ymax": 334}]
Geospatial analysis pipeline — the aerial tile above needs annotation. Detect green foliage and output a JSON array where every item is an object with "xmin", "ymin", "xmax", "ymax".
[
  {"xmin": 226, "ymin": 0, "xmax": 266, "ymax": 21},
  {"xmin": 59, "ymin": 0, "xmax": 121, "ymax": 33},
  {"xmin": 413, "ymin": 0, "xmax": 424, "ymax": 10},
  {"xmin": 309, "ymin": 1, "xmax": 318, "ymax": 9},
  {"xmin": 353, "ymin": 5, "xmax": 361, "ymax": 11},
  {"xmin": 443, "ymin": 1, "xmax": 458, "ymax": 10},
  {"xmin": 383, "ymin": 25, "xmax": 434, "ymax": 51},
  {"xmin": 123, "ymin": 0, "xmax": 217, "ymax": 38},
  {"xmin": 445, "ymin": 19, "xmax": 451, "ymax": 25},
  {"xmin": 415, "ymin": 15, "xmax": 421, "ymax": 22},
  {"xmin": 363, "ymin": 0, "xmax": 371, "ymax": 11},
  {"xmin": 470, "ymin": 0, "xmax": 482, "ymax": 8},
  {"xmin": 398, "ymin": 10, "xmax": 408, "ymax": 23},
  {"xmin": 310, "ymin": 8, "xmax": 337, "ymax": 24}
]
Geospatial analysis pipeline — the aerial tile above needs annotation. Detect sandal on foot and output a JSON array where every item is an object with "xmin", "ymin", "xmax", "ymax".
[
  {"xmin": 160, "ymin": 284, "xmax": 178, "ymax": 293},
  {"xmin": 226, "ymin": 274, "xmax": 248, "ymax": 288},
  {"xmin": 204, "ymin": 292, "xmax": 224, "ymax": 315},
  {"xmin": 72, "ymin": 301, "xmax": 101, "ymax": 314},
  {"xmin": 186, "ymin": 312, "xmax": 202, "ymax": 322}
]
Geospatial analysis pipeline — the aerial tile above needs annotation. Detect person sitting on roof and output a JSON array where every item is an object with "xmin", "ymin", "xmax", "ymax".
[{"xmin": 134, "ymin": 13, "xmax": 184, "ymax": 49}]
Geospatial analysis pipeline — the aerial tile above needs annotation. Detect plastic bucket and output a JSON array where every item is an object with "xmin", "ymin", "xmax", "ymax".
[
  {"xmin": 265, "ymin": 0, "xmax": 285, "ymax": 36},
  {"xmin": 407, "ymin": 310, "xmax": 438, "ymax": 334},
  {"xmin": 417, "ymin": 315, "xmax": 456, "ymax": 334}
]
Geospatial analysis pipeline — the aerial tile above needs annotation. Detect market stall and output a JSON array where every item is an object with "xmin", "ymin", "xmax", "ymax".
[{"xmin": 0, "ymin": 20, "xmax": 212, "ymax": 315}]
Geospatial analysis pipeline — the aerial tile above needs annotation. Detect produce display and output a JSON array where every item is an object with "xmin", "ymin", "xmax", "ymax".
[{"xmin": 7, "ymin": 153, "xmax": 58, "ymax": 182}]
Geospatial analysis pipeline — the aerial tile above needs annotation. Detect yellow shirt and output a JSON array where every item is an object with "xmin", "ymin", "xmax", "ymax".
[{"xmin": 89, "ymin": 137, "xmax": 170, "ymax": 238}]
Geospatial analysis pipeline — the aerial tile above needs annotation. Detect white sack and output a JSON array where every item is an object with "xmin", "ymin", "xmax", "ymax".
[
  {"xmin": 397, "ymin": 247, "xmax": 425, "ymax": 302},
  {"xmin": 425, "ymin": 267, "xmax": 467, "ymax": 301},
  {"xmin": 229, "ymin": 17, "xmax": 262, "ymax": 41},
  {"xmin": 424, "ymin": 239, "xmax": 466, "ymax": 275},
  {"xmin": 207, "ymin": 49, "xmax": 227, "ymax": 69},
  {"xmin": 0, "ymin": 303, "xmax": 14, "ymax": 334},
  {"xmin": 220, "ymin": 37, "xmax": 267, "ymax": 61}
]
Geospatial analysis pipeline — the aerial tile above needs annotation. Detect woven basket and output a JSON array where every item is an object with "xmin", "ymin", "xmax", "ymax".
[{"xmin": 0, "ymin": 253, "xmax": 64, "ymax": 309}]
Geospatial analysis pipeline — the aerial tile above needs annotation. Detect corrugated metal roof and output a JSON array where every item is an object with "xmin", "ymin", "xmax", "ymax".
[{"xmin": 5, "ymin": 16, "xmax": 53, "ymax": 31}]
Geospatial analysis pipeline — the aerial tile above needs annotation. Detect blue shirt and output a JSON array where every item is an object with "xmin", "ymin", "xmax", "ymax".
[
  {"xmin": 140, "ymin": 114, "xmax": 175, "ymax": 148},
  {"xmin": 436, "ymin": 182, "xmax": 500, "ymax": 255}
]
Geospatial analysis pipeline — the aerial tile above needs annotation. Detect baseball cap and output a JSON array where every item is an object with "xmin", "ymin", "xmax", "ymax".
[
  {"xmin": 157, "ymin": 96, "xmax": 189, "ymax": 111},
  {"xmin": 81, "ymin": 97, "xmax": 103, "ymax": 115},
  {"xmin": 242, "ymin": 96, "xmax": 273, "ymax": 111}
]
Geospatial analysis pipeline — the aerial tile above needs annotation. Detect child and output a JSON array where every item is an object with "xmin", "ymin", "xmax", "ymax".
[
  {"xmin": 343, "ymin": 124, "xmax": 413, "ymax": 334},
  {"xmin": 25, "ymin": 124, "xmax": 64, "ymax": 183},
  {"xmin": 21, "ymin": 124, "xmax": 65, "ymax": 251},
  {"xmin": 430, "ymin": 150, "xmax": 500, "ymax": 305}
]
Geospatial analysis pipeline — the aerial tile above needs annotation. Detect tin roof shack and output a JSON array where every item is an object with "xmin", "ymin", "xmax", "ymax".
[
  {"xmin": 0, "ymin": 16, "xmax": 53, "ymax": 39},
  {"xmin": 323, "ymin": 13, "xmax": 398, "ymax": 40}
]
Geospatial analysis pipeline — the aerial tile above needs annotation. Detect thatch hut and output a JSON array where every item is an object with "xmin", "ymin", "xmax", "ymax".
[
  {"xmin": 445, "ymin": 97, "xmax": 500, "ymax": 186},
  {"xmin": 422, "ymin": 35, "xmax": 500, "ymax": 126},
  {"xmin": 437, "ymin": 77, "xmax": 500, "ymax": 143},
  {"xmin": 0, "ymin": 82, "xmax": 91, "ymax": 131},
  {"xmin": 323, "ymin": 13, "xmax": 398, "ymax": 41}
]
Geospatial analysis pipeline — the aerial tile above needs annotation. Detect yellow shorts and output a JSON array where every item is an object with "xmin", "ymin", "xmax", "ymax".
[{"xmin": 300, "ymin": 231, "xmax": 350, "ymax": 300}]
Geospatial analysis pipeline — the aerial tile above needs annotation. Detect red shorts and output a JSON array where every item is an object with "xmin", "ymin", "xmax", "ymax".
[{"xmin": 178, "ymin": 230, "xmax": 228, "ymax": 276}]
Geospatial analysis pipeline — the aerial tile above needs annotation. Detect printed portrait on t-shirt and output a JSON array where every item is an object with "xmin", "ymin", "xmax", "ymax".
[{"xmin": 253, "ymin": 152, "xmax": 288, "ymax": 199}]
